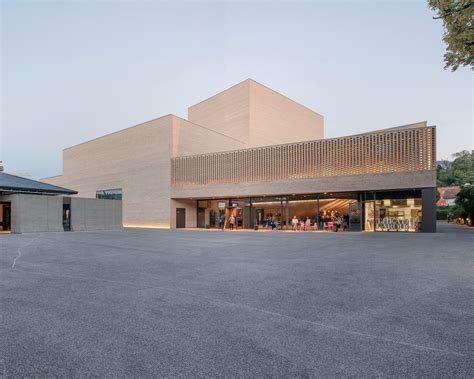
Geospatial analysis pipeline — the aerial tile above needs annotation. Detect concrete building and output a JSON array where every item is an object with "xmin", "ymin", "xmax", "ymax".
[
  {"xmin": 0, "ymin": 172, "xmax": 122, "ymax": 233},
  {"xmin": 43, "ymin": 79, "xmax": 437, "ymax": 232}
]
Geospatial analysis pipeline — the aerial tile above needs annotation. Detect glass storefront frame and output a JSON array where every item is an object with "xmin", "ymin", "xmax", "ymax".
[
  {"xmin": 195, "ymin": 189, "xmax": 425, "ymax": 233},
  {"xmin": 196, "ymin": 192, "xmax": 360, "ymax": 231},
  {"xmin": 361, "ymin": 190, "xmax": 423, "ymax": 233}
]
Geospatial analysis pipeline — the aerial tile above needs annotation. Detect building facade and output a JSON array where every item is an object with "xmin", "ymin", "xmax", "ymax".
[
  {"xmin": 42, "ymin": 79, "xmax": 437, "ymax": 232},
  {"xmin": 0, "ymin": 172, "xmax": 122, "ymax": 233}
]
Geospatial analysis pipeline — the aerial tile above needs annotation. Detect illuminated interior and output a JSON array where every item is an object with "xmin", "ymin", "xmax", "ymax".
[
  {"xmin": 194, "ymin": 190, "xmax": 424, "ymax": 232},
  {"xmin": 196, "ymin": 193, "xmax": 358, "ymax": 230},
  {"xmin": 362, "ymin": 190, "xmax": 423, "ymax": 232}
]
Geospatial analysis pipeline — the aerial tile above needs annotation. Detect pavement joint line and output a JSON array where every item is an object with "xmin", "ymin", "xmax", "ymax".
[
  {"xmin": 10, "ymin": 237, "xmax": 39, "ymax": 271},
  {"xmin": 136, "ymin": 285, "xmax": 468, "ymax": 358},
  {"xmin": 9, "ymin": 267, "xmax": 467, "ymax": 358}
]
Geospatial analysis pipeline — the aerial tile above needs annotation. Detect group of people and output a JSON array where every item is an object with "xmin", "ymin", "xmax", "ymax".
[
  {"xmin": 291, "ymin": 213, "xmax": 346, "ymax": 232},
  {"xmin": 291, "ymin": 216, "xmax": 312, "ymax": 231},
  {"xmin": 216, "ymin": 212, "xmax": 346, "ymax": 232},
  {"xmin": 218, "ymin": 213, "xmax": 235, "ymax": 230},
  {"xmin": 263, "ymin": 215, "xmax": 277, "ymax": 230}
]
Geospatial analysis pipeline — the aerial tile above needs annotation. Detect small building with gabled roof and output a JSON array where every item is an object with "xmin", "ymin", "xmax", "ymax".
[{"xmin": 0, "ymin": 172, "xmax": 121, "ymax": 233}]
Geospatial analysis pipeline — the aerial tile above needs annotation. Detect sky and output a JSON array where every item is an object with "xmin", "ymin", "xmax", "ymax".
[{"xmin": 1, "ymin": 0, "xmax": 472, "ymax": 179}]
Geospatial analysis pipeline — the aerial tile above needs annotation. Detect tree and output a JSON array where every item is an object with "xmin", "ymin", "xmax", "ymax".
[
  {"xmin": 437, "ymin": 150, "xmax": 474, "ymax": 186},
  {"xmin": 450, "ymin": 150, "xmax": 474, "ymax": 184},
  {"xmin": 428, "ymin": 0, "xmax": 474, "ymax": 71},
  {"xmin": 455, "ymin": 185, "xmax": 474, "ymax": 225}
]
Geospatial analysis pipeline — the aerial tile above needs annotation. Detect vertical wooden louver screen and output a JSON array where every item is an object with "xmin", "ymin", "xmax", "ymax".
[{"xmin": 171, "ymin": 126, "xmax": 436, "ymax": 187}]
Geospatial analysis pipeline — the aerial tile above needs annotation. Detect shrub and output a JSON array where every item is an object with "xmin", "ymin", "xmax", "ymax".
[
  {"xmin": 455, "ymin": 186, "xmax": 474, "ymax": 226},
  {"xmin": 437, "ymin": 206, "xmax": 449, "ymax": 220}
]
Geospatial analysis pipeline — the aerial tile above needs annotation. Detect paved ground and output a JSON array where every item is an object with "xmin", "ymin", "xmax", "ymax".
[{"xmin": 1, "ymin": 223, "xmax": 473, "ymax": 377}]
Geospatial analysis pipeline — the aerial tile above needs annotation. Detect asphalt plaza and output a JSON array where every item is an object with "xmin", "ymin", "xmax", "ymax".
[{"xmin": 1, "ymin": 223, "xmax": 472, "ymax": 377}]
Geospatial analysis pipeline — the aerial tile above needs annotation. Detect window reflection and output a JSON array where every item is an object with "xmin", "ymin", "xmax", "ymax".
[{"xmin": 96, "ymin": 188, "xmax": 122, "ymax": 200}]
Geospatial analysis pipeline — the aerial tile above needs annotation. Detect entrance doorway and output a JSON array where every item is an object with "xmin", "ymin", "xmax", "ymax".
[
  {"xmin": 197, "ymin": 207, "xmax": 206, "ymax": 228},
  {"xmin": 176, "ymin": 208, "xmax": 186, "ymax": 228},
  {"xmin": 0, "ymin": 202, "xmax": 11, "ymax": 232},
  {"xmin": 63, "ymin": 197, "xmax": 71, "ymax": 231}
]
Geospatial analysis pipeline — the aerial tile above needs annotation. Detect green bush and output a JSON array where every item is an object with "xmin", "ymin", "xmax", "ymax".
[
  {"xmin": 455, "ymin": 186, "xmax": 474, "ymax": 226},
  {"xmin": 437, "ymin": 205, "xmax": 467, "ymax": 222},
  {"xmin": 436, "ymin": 207, "xmax": 449, "ymax": 220}
]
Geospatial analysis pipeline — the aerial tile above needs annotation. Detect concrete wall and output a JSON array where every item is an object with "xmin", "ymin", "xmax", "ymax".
[
  {"xmin": 188, "ymin": 79, "xmax": 324, "ymax": 148},
  {"xmin": 170, "ymin": 199, "xmax": 197, "ymax": 229},
  {"xmin": 171, "ymin": 170, "xmax": 437, "ymax": 200},
  {"xmin": 188, "ymin": 80, "xmax": 251, "ymax": 144},
  {"xmin": 171, "ymin": 116, "xmax": 246, "ymax": 157},
  {"xmin": 42, "ymin": 115, "xmax": 245, "ymax": 228},
  {"xmin": 70, "ymin": 198, "xmax": 122, "ymax": 231},
  {"xmin": 421, "ymin": 187, "xmax": 437, "ymax": 233},
  {"xmin": 0, "ymin": 194, "xmax": 122, "ymax": 233},
  {"xmin": 1, "ymin": 194, "xmax": 62, "ymax": 233},
  {"xmin": 41, "ymin": 112, "xmax": 244, "ymax": 229},
  {"xmin": 43, "ymin": 116, "xmax": 173, "ymax": 228},
  {"xmin": 249, "ymin": 80, "xmax": 324, "ymax": 146}
]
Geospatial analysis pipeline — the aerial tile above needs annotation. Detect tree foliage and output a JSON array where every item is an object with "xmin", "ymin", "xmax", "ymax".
[
  {"xmin": 437, "ymin": 150, "xmax": 474, "ymax": 186},
  {"xmin": 455, "ymin": 185, "xmax": 474, "ymax": 224},
  {"xmin": 428, "ymin": 0, "xmax": 474, "ymax": 71}
]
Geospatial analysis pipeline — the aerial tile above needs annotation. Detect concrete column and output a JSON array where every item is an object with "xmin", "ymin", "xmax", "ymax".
[
  {"xmin": 422, "ymin": 187, "xmax": 437, "ymax": 233},
  {"xmin": 316, "ymin": 195, "xmax": 320, "ymax": 229},
  {"xmin": 279, "ymin": 199, "xmax": 283, "ymax": 230}
]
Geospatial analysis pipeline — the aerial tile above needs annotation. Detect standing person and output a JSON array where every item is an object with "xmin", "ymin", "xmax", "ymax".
[
  {"xmin": 447, "ymin": 213, "xmax": 452, "ymax": 224},
  {"xmin": 292, "ymin": 216, "xmax": 298, "ymax": 231},
  {"xmin": 229, "ymin": 214, "xmax": 235, "ymax": 230},
  {"xmin": 306, "ymin": 217, "xmax": 311, "ymax": 231},
  {"xmin": 219, "ymin": 213, "xmax": 225, "ymax": 231},
  {"xmin": 335, "ymin": 215, "xmax": 342, "ymax": 232}
]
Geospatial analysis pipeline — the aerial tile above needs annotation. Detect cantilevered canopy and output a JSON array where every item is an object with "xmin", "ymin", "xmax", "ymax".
[{"xmin": 0, "ymin": 172, "xmax": 77, "ymax": 195}]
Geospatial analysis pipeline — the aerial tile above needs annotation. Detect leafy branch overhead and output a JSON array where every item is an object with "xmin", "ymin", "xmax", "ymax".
[{"xmin": 428, "ymin": 0, "xmax": 474, "ymax": 71}]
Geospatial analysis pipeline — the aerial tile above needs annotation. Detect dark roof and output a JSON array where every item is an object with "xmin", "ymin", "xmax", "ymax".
[{"xmin": 0, "ymin": 172, "xmax": 77, "ymax": 195}]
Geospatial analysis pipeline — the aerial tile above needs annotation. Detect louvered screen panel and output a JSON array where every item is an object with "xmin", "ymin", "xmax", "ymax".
[{"xmin": 171, "ymin": 126, "xmax": 436, "ymax": 186}]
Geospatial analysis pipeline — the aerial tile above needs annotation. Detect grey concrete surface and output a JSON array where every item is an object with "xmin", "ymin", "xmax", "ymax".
[
  {"xmin": 70, "ymin": 198, "xmax": 122, "ymax": 232},
  {"xmin": 1, "ymin": 194, "xmax": 63, "ymax": 233},
  {"xmin": 1, "ymin": 222, "xmax": 472, "ymax": 377}
]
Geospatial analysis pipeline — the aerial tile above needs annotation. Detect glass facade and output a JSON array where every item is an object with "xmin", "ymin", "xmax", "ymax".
[
  {"xmin": 196, "ymin": 190, "xmax": 424, "ymax": 232},
  {"xmin": 374, "ymin": 198, "xmax": 422, "ymax": 232},
  {"xmin": 363, "ymin": 190, "xmax": 422, "ymax": 232},
  {"xmin": 96, "ymin": 188, "xmax": 123, "ymax": 200},
  {"xmin": 196, "ymin": 193, "xmax": 359, "ymax": 231}
]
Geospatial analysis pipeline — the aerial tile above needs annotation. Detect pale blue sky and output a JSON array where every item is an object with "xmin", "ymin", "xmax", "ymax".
[{"xmin": 1, "ymin": 0, "xmax": 472, "ymax": 179}]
